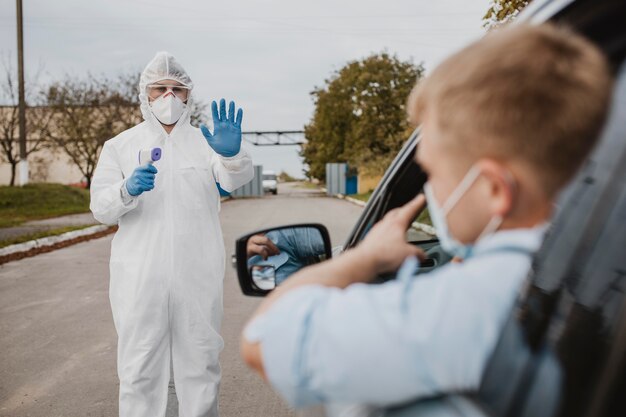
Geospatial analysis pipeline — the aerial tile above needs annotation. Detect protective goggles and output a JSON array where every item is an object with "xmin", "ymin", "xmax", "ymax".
[{"xmin": 146, "ymin": 84, "xmax": 190, "ymax": 100}]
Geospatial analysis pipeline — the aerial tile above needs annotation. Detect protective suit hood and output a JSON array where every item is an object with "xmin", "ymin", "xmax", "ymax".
[{"xmin": 139, "ymin": 51, "xmax": 194, "ymax": 129}]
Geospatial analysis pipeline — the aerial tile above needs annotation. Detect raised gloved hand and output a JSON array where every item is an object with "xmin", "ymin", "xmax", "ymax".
[
  {"xmin": 200, "ymin": 98, "xmax": 243, "ymax": 157},
  {"xmin": 125, "ymin": 164, "xmax": 158, "ymax": 196}
]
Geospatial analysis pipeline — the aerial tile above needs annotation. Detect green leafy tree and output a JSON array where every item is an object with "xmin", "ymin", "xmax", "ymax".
[
  {"xmin": 302, "ymin": 53, "xmax": 424, "ymax": 181},
  {"xmin": 483, "ymin": 0, "xmax": 532, "ymax": 29}
]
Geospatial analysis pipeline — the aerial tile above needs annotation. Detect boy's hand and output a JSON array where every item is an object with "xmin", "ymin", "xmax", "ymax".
[
  {"xmin": 247, "ymin": 234, "xmax": 281, "ymax": 260},
  {"xmin": 356, "ymin": 195, "xmax": 427, "ymax": 276}
]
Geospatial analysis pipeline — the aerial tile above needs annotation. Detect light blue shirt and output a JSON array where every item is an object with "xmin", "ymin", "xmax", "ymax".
[{"xmin": 244, "ymin": 226, "xmax": 546, "ymax": 408}]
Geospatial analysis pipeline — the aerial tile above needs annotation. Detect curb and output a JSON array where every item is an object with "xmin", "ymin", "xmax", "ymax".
[
  {"xmin": 411, "ymin": 221, "xmax": 437, "ymax": 237},
  {"xmin": 0, "ymin": 198, "xmax": 232, "ymax": 266},
  {"xmin": 332, "ymin": 193, "xmax": 436, "ymax": 237},
  {"xmin": 0, "ymin": 197, "xmax": 232, "ymax": 265},
  {"xmin": 0, "ymin": 195, "xmax": 433, "ymax": 265},
  {"xmin": 334, "ymin": 193, "xmax": 366, "ymax": 207},
  {"xmin": 0, "ymin": 225, "xmax": 117, "ymax": 265}
]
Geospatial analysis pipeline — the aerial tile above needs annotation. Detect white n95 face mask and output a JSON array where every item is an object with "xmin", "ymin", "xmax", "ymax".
[
  {"xmin": 150, "ymin": 94, "xmax": 186, "ymax": 125},
  {"xmin": 423, "ymin": 165, "xmax": 504, "ymax": 260}
]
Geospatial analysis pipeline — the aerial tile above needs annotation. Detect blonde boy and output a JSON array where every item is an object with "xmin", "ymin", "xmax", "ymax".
[{"xmin": 241, "ymin": 24, "xmax": 613, "ymax": 407}]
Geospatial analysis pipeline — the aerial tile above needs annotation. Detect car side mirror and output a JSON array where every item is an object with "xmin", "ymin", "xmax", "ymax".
[{"xmin": 235, "ymin": 224, "xmax": 332, "ymax": 296}]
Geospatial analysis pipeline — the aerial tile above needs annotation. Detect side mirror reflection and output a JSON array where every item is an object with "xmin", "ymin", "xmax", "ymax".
[
  {"xmin": 250, "ymin": 264, "xmax": 276, "ymax": 291},
  {"xmin": 236, "ymin": 224, "xmax": 332, "ymax": 296}
]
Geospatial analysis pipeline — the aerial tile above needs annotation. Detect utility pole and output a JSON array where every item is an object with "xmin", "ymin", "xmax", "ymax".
[{"xmin": 16, "ymin": 0, "xmax": 28, "ymax": 186}]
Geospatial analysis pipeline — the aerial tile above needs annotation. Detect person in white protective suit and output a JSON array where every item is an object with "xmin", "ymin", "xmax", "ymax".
[{"xmin": 90, "ymin": 51, "xmax": 254, "ymax": 417}]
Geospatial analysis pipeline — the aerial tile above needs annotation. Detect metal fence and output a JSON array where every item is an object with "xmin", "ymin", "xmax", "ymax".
[
  {"xmin": 326, "ymin": 163, "xmax": 357, "ymax": 196},
  {"xmin": 230, "ymin": 165, "xmax": 263, "ymax": 197}
]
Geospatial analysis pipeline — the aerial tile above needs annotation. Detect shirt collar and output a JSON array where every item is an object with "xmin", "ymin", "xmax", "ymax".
[{"xmin": 471, "ymin": 223, "xmax": 549, "ymax": 257}]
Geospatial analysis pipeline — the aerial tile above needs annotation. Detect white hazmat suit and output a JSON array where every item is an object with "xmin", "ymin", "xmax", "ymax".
[{"xmin": 90, "ymin": 52, "xmax": 253, "ymax": 417}]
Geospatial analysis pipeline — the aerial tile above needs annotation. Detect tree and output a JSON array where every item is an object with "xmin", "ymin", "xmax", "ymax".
[
  {"xmin": 302, "ymin": 53, "xmax": 424, "ymax": 181},
  {"xmin": 483, "ymin": 0, "xmax": 532, "ymax": 29},
  {"xmin": 0, "ymin": 59, "xmax": 52, "ymax": 186},
  {"xmin": 44, "ymin": 72, "xmax": 143, "ymax": 188},
  {"xmin": 278, "ymin": 171, "xmax": 297, "ymax": 182},
  {"xmin": 44, "ymin": 71, "xmax": 208, "ymax": 188},
  {"xmin": 188, "ymin": 98, "xmax": 208, "ymax": 127}
]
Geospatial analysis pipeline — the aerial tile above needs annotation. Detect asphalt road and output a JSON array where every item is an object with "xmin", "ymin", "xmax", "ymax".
[{"xmin": 0, "ymin": 183, "xmax": 363, "ymax": 417}]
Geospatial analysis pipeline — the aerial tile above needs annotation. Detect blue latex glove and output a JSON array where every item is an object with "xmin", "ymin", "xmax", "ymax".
[
  {"xmin": 125, "ymin": 164, "xmax": 158, "ymax": 196},
  {"xmin": 200, "ymin": 98, "xmax": 243, "ymax": 157}
]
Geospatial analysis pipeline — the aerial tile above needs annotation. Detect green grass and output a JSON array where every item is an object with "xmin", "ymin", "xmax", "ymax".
[
  {"xmin": 350, "ymin": 191, "xmax": 373, "ymax": 202},
  {"xmin": 0, "ymin": 183, "xmax": 91, "ymax": 228},
  {"xmin": 415, "ymin": 208, "xmax": 432, "ymax": 227},
  {"xmin": 0, "ymin": 224, "xmax": 96, "ymax": 248},
  {"xmin": 296, "ymin": 181, "xmax": 322, "ymax": 190},
  {"xmin": 349, "ymin": 190, "xmax": 432, "ymax": 226}
]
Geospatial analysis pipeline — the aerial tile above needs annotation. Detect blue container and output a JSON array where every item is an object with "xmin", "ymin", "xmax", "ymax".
[{"xmin": 346, "ymin": 175, "xmax": 358, "ymax": 195}]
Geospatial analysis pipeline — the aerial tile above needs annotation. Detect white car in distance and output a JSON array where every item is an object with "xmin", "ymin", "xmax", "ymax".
[{"xmin": 262, "ymin": 171, "xmax": 278, "ymax": 195}]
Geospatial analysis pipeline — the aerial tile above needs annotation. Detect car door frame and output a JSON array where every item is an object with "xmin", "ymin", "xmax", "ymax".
[{"xmin": 342, "ymin": 128, "xmax": 424, "ymax": 250}]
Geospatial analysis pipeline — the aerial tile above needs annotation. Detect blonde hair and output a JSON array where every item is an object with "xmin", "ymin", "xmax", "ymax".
[{"xmin": 408, "ymin": 23, "xmax": 613, "ymax": 196}]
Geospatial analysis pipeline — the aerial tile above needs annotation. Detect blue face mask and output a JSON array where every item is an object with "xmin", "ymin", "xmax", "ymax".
[{"xmin": 423, "ymin": 165, "xmax": 505, "ymax": 260}]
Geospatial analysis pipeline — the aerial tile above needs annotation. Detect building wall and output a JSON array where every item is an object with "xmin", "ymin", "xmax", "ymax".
[
  {"xmin": 0, "ymin": 104, "xmax": 140, "ymax": 186},
  {"xmin": 358, "ymin": 173, "xmax": 382, "ymax": 194},
  {"xmin": 0, "ymin": 149, "xmax": 85, "ymax": 185}
]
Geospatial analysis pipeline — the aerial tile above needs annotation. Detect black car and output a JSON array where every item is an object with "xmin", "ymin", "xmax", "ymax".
[{"xmin": 234, "ymin": 0, "xmax": 626, "ymax": 415}]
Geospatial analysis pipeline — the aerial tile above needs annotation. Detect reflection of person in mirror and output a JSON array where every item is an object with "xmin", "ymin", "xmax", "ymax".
[{"xmin": 247, "ymin": 229, "xmax": 326, "ymax": 285}]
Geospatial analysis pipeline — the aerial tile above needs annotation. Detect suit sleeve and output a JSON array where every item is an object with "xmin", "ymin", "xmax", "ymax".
[
  {"xmin": 90, "ymin": 141, "xmax": 139, "ymax": 225},
  {"xmin": 210, "ymin": 145, "xmax": 254, "ymax": 192}
]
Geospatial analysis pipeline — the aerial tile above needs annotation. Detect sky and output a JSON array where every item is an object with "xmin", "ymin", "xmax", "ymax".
[{"xmin": 1, "ymin": 0, "xmax": 490, "ymax": 178}]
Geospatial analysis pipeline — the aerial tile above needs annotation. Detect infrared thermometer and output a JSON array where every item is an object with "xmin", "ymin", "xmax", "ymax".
[{"xmin": 138, "ymin": 147, "xmax": 162, "ymax": 165}]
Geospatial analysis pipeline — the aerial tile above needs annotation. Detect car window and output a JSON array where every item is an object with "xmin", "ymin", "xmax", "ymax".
[
  {"xmin": 345, "ymin": 136, "xmax": 428, "ymax": 245},
  {"xmin": 406, "ymin": 207, "xmax": 434, "ymax": 243}
]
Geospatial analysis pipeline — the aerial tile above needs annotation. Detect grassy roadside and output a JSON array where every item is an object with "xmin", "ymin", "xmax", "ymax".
[
  {"xmin": 350, "ymin": 190, "xmax": 433, "ymax": 226},
  {"xmin": 0, "ymin": 183, "xmax": 91, "ymax": 228},
  {"xmin": 415, "ymin": 208, "xmax": 432, "ymax": 227},
  {"xmin": 294, "ymin": 181, "xmax": 322, "ymax": 190},
  {"xmin": 0, "ymin": 224, "xmax": 96, "ymax": 249},
  {"xmin": 350, "ymin": 191, "xmax": 373, "ymax": 203}
]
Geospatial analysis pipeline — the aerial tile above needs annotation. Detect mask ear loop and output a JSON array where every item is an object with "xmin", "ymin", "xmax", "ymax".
[
  {"xmin": 475, "ymin": 168, "xmax": 517, "ymax": 242},
  {"xmin": 442, "ymin": 165, "xmax": 482, "ymax": 215},
  {"xmin": 476, "ymin": 214, "xmax": 503, "ymax": 242}
]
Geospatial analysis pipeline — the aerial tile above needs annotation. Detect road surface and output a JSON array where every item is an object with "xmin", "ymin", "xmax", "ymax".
[{"xmin": 0, "ymin": 183, "xmax": 363, "ymax": 417}]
